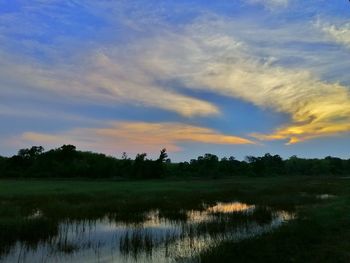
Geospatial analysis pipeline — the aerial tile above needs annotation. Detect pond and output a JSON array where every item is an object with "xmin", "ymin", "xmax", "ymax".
[{"xmin": 1, "ymin": 201, "xmax": 294, "ymax": 263}]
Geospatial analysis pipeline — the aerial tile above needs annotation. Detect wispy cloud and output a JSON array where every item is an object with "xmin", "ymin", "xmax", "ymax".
[
  {"xmin": 0, "ymin": 104, "xmax": 101, "ymax": 125},
  {"xmin": 19, "ymin": 121, "xmax": 254, "ymax": 154},
  {"xmin": 117, "ymin": 16, "xmax": 350, "ymax": 144},
  {"xmin": 246, "ymin": 0, "xmax": 290, "ymax": 9},
  {"xmin": 0, "ymin": 51, "xmax": 219, "ymax": 117},
  {"xmin": 320, "ymin": 22, "xmax": 350, "ymax": 48},
  {"xmin": 190, "ymin": 57, "xmax": 350, "ymax": 144}
]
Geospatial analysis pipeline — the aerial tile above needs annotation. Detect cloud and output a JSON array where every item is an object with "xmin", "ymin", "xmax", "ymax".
[
  {"xmin": 0, "ymin": 50, "xmax": 219, "ymax": 117},
  {"xmin": 131, "ymin": 16, "xmax": 350, "ymax": 144},
  {"xmin": 320, "ymin": 22, "xmax": 350, "ymax": 48},
  {"xmin": 190, "ymin": 58, "xmax": 350, "ymax": 144},
  {"xmin": 246, "ymin": 0, "xmax": 290, "ymax": 9},
  {"xmin": 19, "ymin": 121, "xmax": 254, "ymax": 155},
  {"xmin": 0, "ymin": 104, "xmax": 102, "ymax": 127}
]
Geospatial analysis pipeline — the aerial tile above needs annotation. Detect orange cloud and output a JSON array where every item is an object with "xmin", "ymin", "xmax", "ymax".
[
  {"xmin": 20, "ymin": 121, "xmax": 254, "ymax": 155},
  {"xmin": 252, "ymin": 120, "xmax": 350, "ymax": 144}
]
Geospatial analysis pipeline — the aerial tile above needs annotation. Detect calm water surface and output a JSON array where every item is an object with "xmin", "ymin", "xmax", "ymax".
[{"xmin": 1, "ymin": 202, "xmax": 294, "ymax": 263}]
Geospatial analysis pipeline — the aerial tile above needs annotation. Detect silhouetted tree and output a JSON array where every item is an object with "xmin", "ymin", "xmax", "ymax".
[
  {"xmin": 18, "ymin": 146, "xmax": 44, "ymax": 160},
  {"xmin": 158, "ymin": 148, "xmax": 168, "ymax": 163},
  {"xmin": 154, "ymin": 148, "xmax": 168, "ymax": 178}
]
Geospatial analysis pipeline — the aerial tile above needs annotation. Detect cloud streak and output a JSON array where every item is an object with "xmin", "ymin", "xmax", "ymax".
[
  {"xmin": 19, "ymin": 121, "xmax": 254, "ymax": 154},
  {"xmin": 246, "ymin": 0, "xmax": 290, "ymax": 9},
  {"xmin": 0, "ymin": 51, "xmax": 219, "ymax": 117}
]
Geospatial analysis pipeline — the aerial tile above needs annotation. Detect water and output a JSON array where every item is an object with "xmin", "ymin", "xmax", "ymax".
[
  {"xmin": 1, "ymin": 202, "xmax": 294, "ymax": 263},
  {"xmin": 316, "ymin": 194, "xmax": 336, "ymax": 200}
]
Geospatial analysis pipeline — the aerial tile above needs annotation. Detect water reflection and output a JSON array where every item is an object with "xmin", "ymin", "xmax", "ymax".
[
  {"xmin": 316, "ymin": 194, "xmax": 336, "ymax": 200},
  {"xmin": 1, "ymin": 202, "xmax": 295, "ymax": 263}
]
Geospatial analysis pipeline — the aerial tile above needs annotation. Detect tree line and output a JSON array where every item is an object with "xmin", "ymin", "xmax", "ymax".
[{"xmin": 0, "ymin": 145, "xmax": 349, "ymax": 179}]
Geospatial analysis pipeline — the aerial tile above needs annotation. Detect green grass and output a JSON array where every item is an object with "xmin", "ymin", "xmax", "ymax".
[{"xmin": 1, "ymin": 176, "xmax": 350, "ymax": 262}]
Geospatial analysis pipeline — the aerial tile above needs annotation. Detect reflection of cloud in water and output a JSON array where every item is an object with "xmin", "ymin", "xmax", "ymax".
[
  {"xmin": 2, "ymin": 202, "xmax": 295, "ymax": 263},
  {"xmin": 207, "ymin": 202, "xmax": 255, "ymax": 213},
  {"xmin": 316, "ymin": 194, "xmax": 336, "ymax": 200},
  {"xmin": 275, "ymin": 210, "xmax": 295, "ymax": 221},
  {"xmin": 187, "ymin": 202, "xmax": 255, "ymax": 223}
]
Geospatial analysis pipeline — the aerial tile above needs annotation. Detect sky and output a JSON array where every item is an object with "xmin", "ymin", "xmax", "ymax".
[{"xmin": 0, "ymin": 0, "xmax": 350, "ymax": 161}]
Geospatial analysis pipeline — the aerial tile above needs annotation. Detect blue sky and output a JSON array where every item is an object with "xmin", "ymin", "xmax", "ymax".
[{"xmin": 1, "ymin": 0, "xmax": 350, "ymax": 161}]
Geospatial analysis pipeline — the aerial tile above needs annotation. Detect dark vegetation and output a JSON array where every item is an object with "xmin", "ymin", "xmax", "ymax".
[{"xmin": 0, "ymin": 145, "xmax": 349, "ymax": 178}]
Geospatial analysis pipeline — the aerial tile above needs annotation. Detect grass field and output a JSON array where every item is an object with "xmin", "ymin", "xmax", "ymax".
[{"xmin": 1, "ymin": 176, "xmax": 350, "ymax": 262}]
